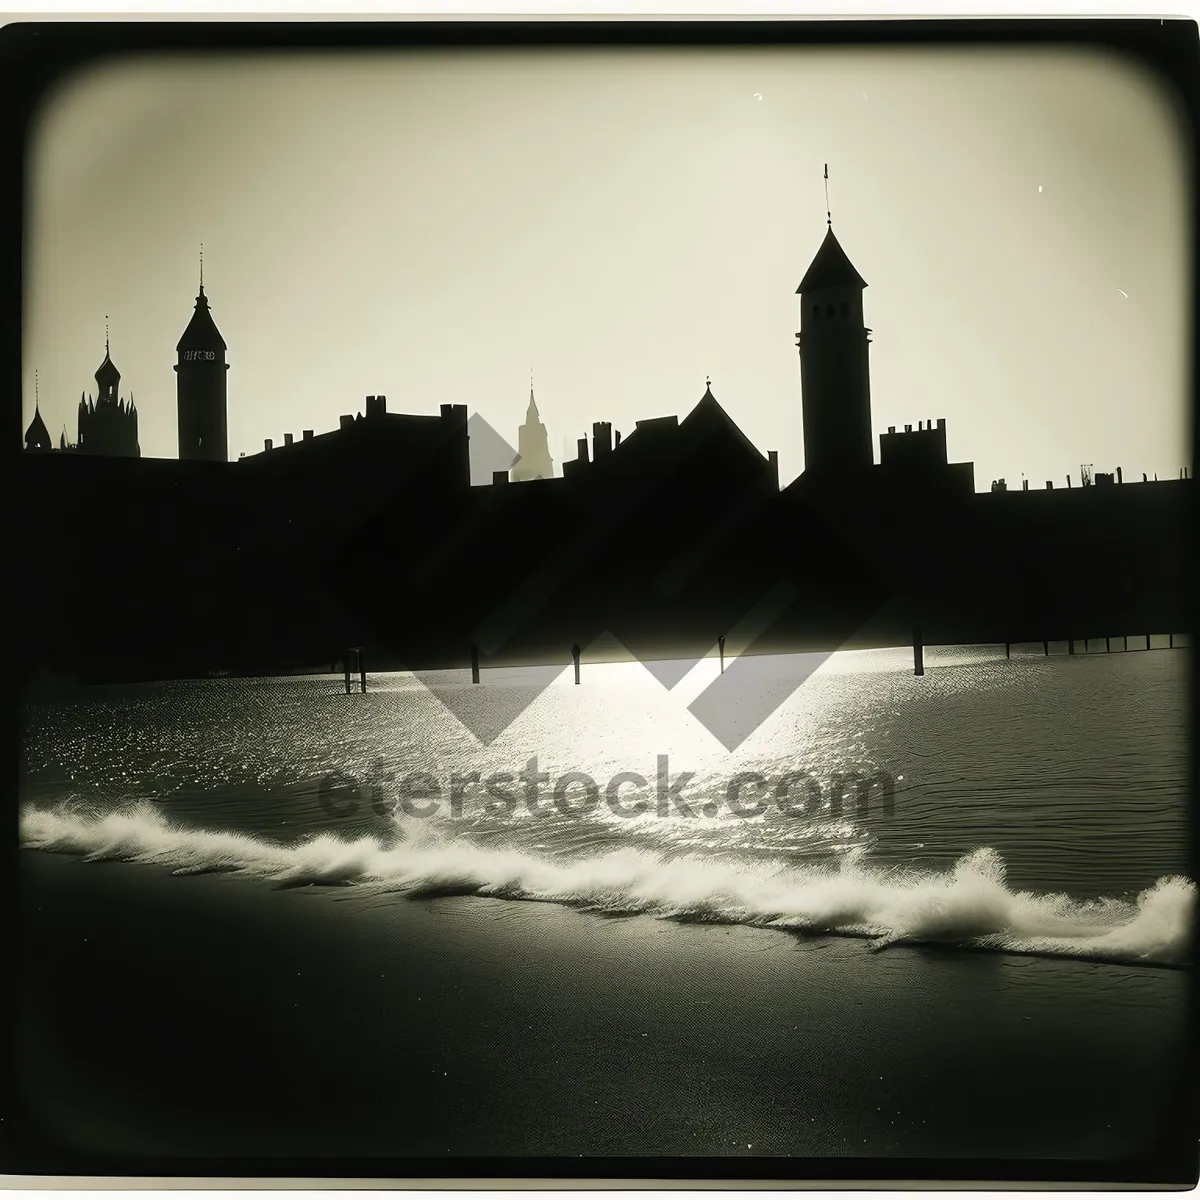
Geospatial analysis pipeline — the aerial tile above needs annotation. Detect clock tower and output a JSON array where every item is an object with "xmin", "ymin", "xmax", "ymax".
[{"xmin": 175, "ymin": 257, "xmax": 229, "ymax": 462}]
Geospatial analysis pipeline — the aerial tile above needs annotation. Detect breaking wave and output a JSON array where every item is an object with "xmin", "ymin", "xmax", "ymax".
[{"xmin": 20, "ymin": 802, "xmax": 1194, "ymax": 967}]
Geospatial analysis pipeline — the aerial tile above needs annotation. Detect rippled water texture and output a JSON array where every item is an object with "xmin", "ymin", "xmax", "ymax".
[{"xmin": 20, "ymin": 644, "xmax": 1194, "ymax": 965}]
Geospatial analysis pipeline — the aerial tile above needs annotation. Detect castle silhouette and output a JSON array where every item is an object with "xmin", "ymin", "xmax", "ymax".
[{"xmin": 19, "ymin": 207, "xmax": 1191, "ymax": 683}]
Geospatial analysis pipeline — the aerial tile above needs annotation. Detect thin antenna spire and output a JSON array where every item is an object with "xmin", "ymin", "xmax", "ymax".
[
  {"xmin": 824, "ymin": 163, "xmax": 832, "ymax": 227},
  {"xmin": 105, "ymin": 315, "xmax": 109, "ymax": 356},
  {"xmin": 199, "ymin": 242, "xmax": 204, "ymax": 292},
  {"xmin": 35, "ymin": 368, "xmax": 39, "ymax": 410}
]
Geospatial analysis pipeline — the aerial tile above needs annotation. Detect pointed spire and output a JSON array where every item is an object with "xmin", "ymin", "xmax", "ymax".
[
  {"xmin": 526, "ymin": 370, "xmax": 540, "ymax": 423},
  {"xmin": 824, "ymin": 163, "xmax": 832, "ymax": 228},
  {"xmin": 34, "ymin": 368, "xmax": 39, "ymax": 411},
  {"xmin": 105, "ymin": 314, "xmax": 110, "ymax": 356},
  {"xmin": 199, "ymin": 242, "xmax": 204, "ymax": 295}
]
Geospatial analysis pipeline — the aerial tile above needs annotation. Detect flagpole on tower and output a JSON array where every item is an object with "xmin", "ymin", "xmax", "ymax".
[{"xmin": 824, "ymin": 163, "xmax": 832, "ymax": 227}]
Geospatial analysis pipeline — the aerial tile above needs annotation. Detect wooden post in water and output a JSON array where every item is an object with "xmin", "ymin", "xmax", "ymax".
[
  {"xmin": 1124, "ymin": 636, "xmax": 1128, "ymax": 651},
  {"xmin": 1085, "ymin": 638, "xmax": 1089, "ymax": 653},
  {"xmin": 1170, "ymin": 633, "xmax": 1174, "ymax": 649},
  {"xmin": 1043, "ymin": 639, "xmax": 1049, "ymax": 656},
  {"xmin": 913, "ymin": 627, "xmax": 924, "ymax": 677},
  {"xmin": 344, "ymin": 653, "xmax": 352, "ymax": 695},
  {"xmin": 1069, "ymin": 638, "xmax": 1076, "ymax": 655},
  {"xmin": 470, "ymin": 644, "xmax": 480, "ymax": 684},
  {"xmin": 572, "ymin": 643, "xmax": 581, "ymax": 685},
  {"xmin": 359, "ymin": 650, "xmax": 367, "ymax": 694},
  {"xmin": 1005, "ymin": 642, "xmax": 1010, "ymax": 659},
  {"xmin": 1146, "ymin": 633, "xmax": 1151, "ymax": 651},
  {"xmin": 718, "ymin": 635, "xmax": 726, "ymax": 674},
  {"xmin": 1105, "ymin": 636, "xmax": 1111, "ymax": 653}
]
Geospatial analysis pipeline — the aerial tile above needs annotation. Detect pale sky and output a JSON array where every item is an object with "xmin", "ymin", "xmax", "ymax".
[{"xmin": 23, "ymin": 45, "xmax": 1192, "ymax": 488}]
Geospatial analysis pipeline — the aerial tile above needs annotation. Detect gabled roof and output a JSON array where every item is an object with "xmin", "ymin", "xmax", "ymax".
[
  {"xmin": 177, "ymin": 287, "xmax": 228, "ymax": 353},
  {"xmin": 796, "ymin": 226, "xmax": 867, "ymax": 294},
  {"xmin": 682, "ymin": 383, "xmax": 768, "ymax": 464}
]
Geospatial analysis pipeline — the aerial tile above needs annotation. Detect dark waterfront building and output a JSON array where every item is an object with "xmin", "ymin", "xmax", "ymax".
[
  {"xmin": 244, "ymin": 394, "xmax": 471, "ymax": 500},
  {"xmin": 17, "ymin": 209, "xmax": 1192, "ymax": 682},
  {"xmin": 877, "ymin": 418, "xmax": 975, "ymax": 497},
  {"xmin": 175, "ymin": 275, "xmax": 229, "ymax": 463}
]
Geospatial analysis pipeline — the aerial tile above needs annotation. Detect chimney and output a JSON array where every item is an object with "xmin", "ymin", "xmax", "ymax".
[
  {"xmin": 768, "ymin": 450, "xmax": 779, "ymax": 488},
  {"xmin": 1046, "ymin": 480, "xmax": 1053, "ymax": 490},
  {"xmin": 887, "ymin": 425, "xmax": 896, "ymax": 434},
  {"xmin": 918, "ymin": 421, "xmax": 924, "ymax": 431},
  {"xmin": 492, "ymin": 469, "xmax": 509, "ymax": 485},
  {"xmin": 904, "ymin": 424, "xmax": 912, "ymax": 433},
  {"xmin": 284, "ymin": 432, "xmax": 294, "ymax": 446},
  {"xmin": 577, "ymin": 436, "xmax": 590, "ymax": 465},
  {"xmin": 339, "ymin": 415, "xmax": 354, "ymax": 430},
  {"xmin": 1022, "ymin": 479, "xmax": 1029, "ymax": 491},
  {"xmin": 937, "ymin": 418, "xmax": 946, "ymax": 430},
  {"xmin": 1117, "ymin": 466, "xmax": 1123, "ymax": 484},
  {"xmin": 366, "ymin": 395, "xmax": 386, "ymax": 419},
  {"xmin": 264, "ymin": 438, "xmax": 273, "ymax": 452},
  {"xmin": 303, "ymin": 430, "xmax": 314, "ymax": 441},
  {"xmin": 592, "ymin": 421, "xmax": 612, "ymax": 457},
  {"xmin": 615, "ymin": 430, "xmax": 622, "ymax": 447}
]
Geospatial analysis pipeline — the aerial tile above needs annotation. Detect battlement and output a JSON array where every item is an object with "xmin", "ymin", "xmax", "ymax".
[{"xmin": 879, "ymin": 418, "xmax": 948, "ymax": 470}]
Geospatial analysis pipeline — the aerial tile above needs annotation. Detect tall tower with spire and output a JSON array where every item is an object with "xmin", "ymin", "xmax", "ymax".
[
  {"xmin": 175, "ymin": 248, "xmax": 229, "ymax": 462},
  {"xmin": 75, "ymin": 323, "xmax": 141, "ymax": 456},
  {"xmin": 511, "ymin": 379, "xmax": 555, "ymax": 481},
  {"xmin": 795, "ymin": 168, "xmax": 874, "ymax": 477}
]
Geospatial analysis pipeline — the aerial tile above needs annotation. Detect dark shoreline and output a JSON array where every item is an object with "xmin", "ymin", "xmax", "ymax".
[{"xmin": 15, "ymin": 848, "xmax": 1190, "ymax": 1165}]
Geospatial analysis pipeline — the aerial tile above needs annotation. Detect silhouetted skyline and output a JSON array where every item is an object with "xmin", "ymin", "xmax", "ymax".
[{"xmin": 22, "ymin": 47, "xmax": 1192, "ymax": 490}]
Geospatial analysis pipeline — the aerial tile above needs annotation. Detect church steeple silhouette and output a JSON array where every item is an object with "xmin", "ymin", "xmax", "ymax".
[
  {"xmin": 511, "ymin": 374, "xmax": 555, "ymax": 481},
  {"xmin": 795, "ymin": 170, "xmax": 873, "ymax": 477},
  {"xmin": 175, "ymin": 247, "xmax": 230, "ymax": 462},
  {"xmin": 24, "ymin": 369, "xmax": 52, "ymax": 452},
  {"xmin": 75, "ymin": 324, "xmax": 140, "ymax": 456}
]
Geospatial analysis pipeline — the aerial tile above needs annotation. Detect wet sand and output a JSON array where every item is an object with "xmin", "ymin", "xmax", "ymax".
[{"xmin": 14, "ymin": 849, "xmax": 1191, "ymax": 1169}]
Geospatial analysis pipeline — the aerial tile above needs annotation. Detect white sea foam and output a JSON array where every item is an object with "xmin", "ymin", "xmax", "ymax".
[{"xmin": 20, "ymin": 803, "xmax": 1194, "ymax": 966}]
